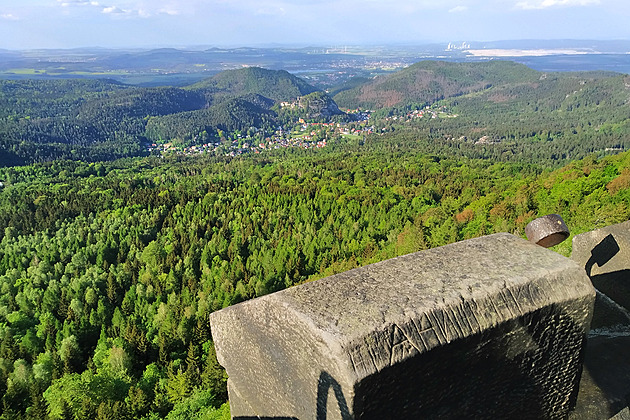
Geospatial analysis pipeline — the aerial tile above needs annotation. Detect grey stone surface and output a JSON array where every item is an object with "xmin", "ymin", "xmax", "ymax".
[
  {"xmin": 570, "ymin": 220, "xmax": 630, "ymax": 420},
  {"xmin": 589, "ymin": 291, "xmax": 630, "ymax": 331},
  {"xmin": 572, "ymin": 220, "xmax": 630, "ymax": 312},
  {"xmin": 571, "ymin": 332, "xmax": 630, "ymax": 420},
  {"xmin": 611, "ymin": 407, "xmax": 630, "ymax": 420},
  {"xmin": 210, "ymin": 233, "xmax": 595, "ymax": 419}
]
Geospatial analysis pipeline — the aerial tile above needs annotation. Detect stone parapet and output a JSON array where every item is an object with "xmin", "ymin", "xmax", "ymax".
[
  {"xmin": 571, "ymin": 221, "xmax": 630, "ymax": 420},
  {"xmin": 572, "ymin": 220, "xmax": 630, "ymax": 315},
  {"xmin": 210, "ymin": 233, "xmax": 595, "ymax": 419}
]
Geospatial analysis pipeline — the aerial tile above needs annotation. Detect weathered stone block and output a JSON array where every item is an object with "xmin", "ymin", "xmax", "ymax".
[
  {"xmin": 570, "ymin": 220, "xmax": 630, "ymax": 420},
  {"xmin": 572, "ymin": 220, "xmax": 630, "ymax": 313},
  {"xmin": 210, "ymin": 233, "xmax": 595, "ymax": 419}
]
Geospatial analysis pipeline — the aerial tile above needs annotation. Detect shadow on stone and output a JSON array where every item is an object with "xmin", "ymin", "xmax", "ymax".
[
  {"xmin": 576, "ymin": 336, "xmax": 630, "ymax": 419},
  {"xmin": 585, "ymin": 234, "xmax": 620, "ymax": 277},
  {"xmin": 316, "ymin": 371, "xmax": 351, "ymax": 420},
  {"xmin": 571, "ymin": 226, "xmax": 630, "ymax": 419},
  {"xmin": 352, "ymin": 303, "xmax": 586, "ymax": 420},
  {"xmin": 589, "ymin": 270, "xmax": 630, "ymax": 312},
  {"xmin": 589, "ymin": 291, "xmax": 630, "ymax": 330},
  {"xmin": 232, "ymin": 371, "xmax": 351, "ymax": 420}
]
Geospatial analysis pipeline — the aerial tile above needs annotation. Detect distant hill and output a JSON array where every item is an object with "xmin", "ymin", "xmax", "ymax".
[
  {"xmin": 145, "ymin": 94, "xmax": 277, "ymax": 142},
  {"xmin": 297, "ymin": 92, "xmax": 344, "ymax": 118},
  {"xmin": 276, "ymin": 91, "xmax": 346, "ymax": 123},
  {"xmin": 2, "ymin": 60, "xmax": 627, "ymax": 165},
  {"xmin": 0, "ymin": 79, "xmax": 126, "ymax": 119},
  {"xmin": 327, "ymin": 76, "xmax": 372, "ymax": 98},
  {"xmin": 144, "ymin": 89, "xmax": 349, "ymax": 143},
  {"xmin": 444, "ymin": 70, "xmax": 629, "ymax": 117},
  {"xmin": 333, "ymin": 60, "xmax": 541, "ymax": 109},
  {"xmin": 190, "ymin": 67, "xmax": 318, "ymax": 102},
  {"xmin": 77, "ymin": 87, "xmax": 207, "ymax": 122},
  {"xmin": 364, "ymin": 64, "xmax": 630, "ymax": 166},
  {"xmin": 0, "ymin": 69, "xmax": 347, "ymax": 162}
]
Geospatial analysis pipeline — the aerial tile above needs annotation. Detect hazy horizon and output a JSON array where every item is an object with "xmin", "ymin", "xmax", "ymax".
[
  {"xmin": 2, "ymin": 0, "xmax": 630, "ymax": 50},
  {"xmin": 2, "ymin": 39, "xmax": 630, "ymax": 53}
]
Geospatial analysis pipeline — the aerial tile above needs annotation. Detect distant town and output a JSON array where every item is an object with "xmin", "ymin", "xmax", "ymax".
[
  {"xmin": 147, "ymin": 110, "xmax": 374, "ymax": 157},
  {"xmin": 384, "ymin": 105, "xmax": 458, "ymax": 123},
  {"xmin": 145, "ymin": 104, "xmax": 467, "ymax": 158}
]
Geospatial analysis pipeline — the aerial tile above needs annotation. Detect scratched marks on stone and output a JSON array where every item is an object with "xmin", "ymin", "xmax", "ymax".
[
  {"xmin": 347, "ymin": 284, "xmax": 556, "ymax": 377},
  {"xmin": 390, "ymin": 324, "xmax": 420, "ymax": 365},
  {"xmin": 349, "ymin": 313, "xmax": 448, "ymax": 376}
]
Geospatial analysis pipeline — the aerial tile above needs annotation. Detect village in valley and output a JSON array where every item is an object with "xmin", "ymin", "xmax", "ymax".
[
  {"xmin": 383, "ymin": 105, "xmax": 458, "ymax": 123},
  {"xmin": 146, "ymin": 104, "xmax": 463, "ymax": 158},
  {"xmin": 147, "ymin": 109, "xmax": 374, "ymax": 157}
]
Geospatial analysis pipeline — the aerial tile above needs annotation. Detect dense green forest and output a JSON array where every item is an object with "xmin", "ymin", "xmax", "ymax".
[
  {"xmin": 0, "ymin": 59, "xmax": 629, "ymax": 418},
  {"xmin": 188, "ymin": 67, "xmax": 317, "ymax": 102},
  {"xmin": 333, "ymin": 60, "xmax": 542, "ymax": 109},
  {"xmin": 358, "ymin": 65, "xmax": 630, "ymax": 166},
  {"xmin": 145, "ymin": 95, "xmax": 277, "ymax": 145},
  {"xmin": 0, "ymin": 143, "xmax": 628, "ymax": 418}
]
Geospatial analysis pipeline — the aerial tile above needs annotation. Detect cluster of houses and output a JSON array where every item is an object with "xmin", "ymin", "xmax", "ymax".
[
  {"xmin": 147, "ymin": 114, "xmax": 374, "ymax": 158},
  {"xmin": 149, "ymin": 136, "xmax": 329, "ymax": 158},
  {"xmin": 295, "ymin": 121, "xmax": 374, "ymax": 140},
  {"xmin": 385, "ymin": 106, "xmax": 457, "ymax": 122}
]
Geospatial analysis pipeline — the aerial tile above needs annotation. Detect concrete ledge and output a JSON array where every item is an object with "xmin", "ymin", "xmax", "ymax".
[{"xmin": 211, "ymin": 233, "xmax": 595, "ymax": 419}]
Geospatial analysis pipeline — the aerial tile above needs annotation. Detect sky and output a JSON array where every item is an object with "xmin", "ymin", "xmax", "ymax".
[{"xmin": 1, "ymin": 0, "xmax": 630, "ymax": 50}]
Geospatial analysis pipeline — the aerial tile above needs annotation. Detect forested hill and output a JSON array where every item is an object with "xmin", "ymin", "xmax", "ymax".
[
  {"xmin": 0, "ymin": 68, "xmax": 339, "ymax": 165},
  {"xmin": 189, "ymin": 67, "xmax": 318, "ymax": 102},
  {"xmin": 1, "ymin": 61, "xmax": 629, "ymax": 167},
  {"xmin": 332, "ymin": 60, "xmax": 620, "ymax": 110},
  {"xmin": 145, "ymin": 95, "xmax": 278, "ymax": 142},
  {"xmin": 364, "ymin": 64, "xmax": 630, "ymax": 166}
]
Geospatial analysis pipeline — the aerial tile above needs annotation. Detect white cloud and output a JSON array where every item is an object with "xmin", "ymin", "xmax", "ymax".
[
  {"xmin": 1, "ymin": 13, "xmax": 19, "ymax": 20},
  {"xmin": 101, "ymin": 5, "xmax": 146, "ymax": 17},
  {"xmin": 159, "ymin": 9, "xmax": 179, "ymax": 16},
  {"xmin": 102, "ymin": 5, "xmax": 125, "ymax": 13},
  {"xmin": 54, "ymin": 0, "xmax": 184, "ymax": 18},
  {"xmin": 515, "ymin": 0, "xmax": 600, "ymax": 9},
  {"xmin": 127, "ymin": 1, "xmax": 187, "ymax": 17},
  {"xmin": 449, "ymin": 5, "xmax": 468, "ymax": 12}
]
